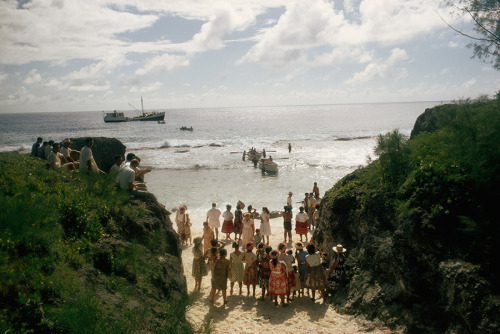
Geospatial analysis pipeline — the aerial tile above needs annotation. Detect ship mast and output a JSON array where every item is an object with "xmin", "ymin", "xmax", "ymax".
[{"xmin": 141, "ymin": 96, "xmax": 144, "ymax": 115}]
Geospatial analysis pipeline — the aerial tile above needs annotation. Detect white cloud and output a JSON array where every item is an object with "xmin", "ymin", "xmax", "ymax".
[
  {"xmin": 0, "ymin": 72, "xmax": 8, "ymax": 83},
  {"xmin": 23, "ymin": 69, "xmax": 42, "ymax": 85},
  {"xmin": 463, "ymin": 78, "xmax": 477, "ymax": 88},
  {"xmin": 135, "ymin": 53, "xmax": 189, "ymax": 76},
  {"xmin": 129, "ymin": 81, "xmax": 162, "ymax": 93},
  {"xmin": 346, "ymin": 48, "xmax": 409, "ymax": 84}
]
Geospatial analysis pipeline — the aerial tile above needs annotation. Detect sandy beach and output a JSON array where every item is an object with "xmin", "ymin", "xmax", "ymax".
[{"xmin": 179, "ymin": 217, "xmax": 396, "ymax": 334}]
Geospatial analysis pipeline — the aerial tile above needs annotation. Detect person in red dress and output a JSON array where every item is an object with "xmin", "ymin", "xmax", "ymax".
[
  {"xmin": 268, "ymin": 250, "xmax": 289, "ymax": 307},
  {"xmin": 221, "ymin": 204, "xmax": 234, "ymax": 240},
  {"xmin": 295, "ymin": 206, "xmax": 309, "ymax": 242}
]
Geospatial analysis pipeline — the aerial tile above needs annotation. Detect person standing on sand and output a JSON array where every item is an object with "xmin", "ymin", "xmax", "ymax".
[
  {"xmin": 221, "ymin": 204, "xmax": 234, "ymax": 240},
  {"xmin": 233, "ymin": 204, "xmax": 243, "ymax": 241},
  {"xmin": 247, "ymin": 205, "xmax": 256, "ymax": 234},
  {"xmin": 308, "ymin": 193, "xmax": 316, "ymax": 229},
  {"xmin": 175, "ymin": 205, "xmax": 188, "ymax": 246},
  {"xmin": 312, "ymin": 181, "xmax": 320, "ymax": 199},
  {"xmin": 192, "ymin": 237, "xmax": 207, "ymax": 291},
  {"xmin": 269, "ymin": 250, "xmax": 289, "ymax": 307},
  {"xmin": 295, "ymin": 206, "xmax": 309, "ymax": 242},
  {"xmin": 229, "ymin": 241, "xmax": 245, "ymax": 295},
  {"xmin": 258, "ymin": 245, "xmax": 272, "ymax": 301},
  {"xmin": 210, "ymin": 249, "xmax": 231, "ymax": 305},
  {"xmin": 278, "ymin": 243, "xmax": 295, "ymax": 303},
  {"xmin": 303, "ymin": 193, "xmax": 309, "ymax": 213},
  {"xmin": 259, "ymin": 207, "xmax": 272, "ymax": 245},
  {"xmin": 304, "ymin": 243, "xmax": 326, "ymax": 303},
  {"xmin": 295, "ymin": 242, "xmax": 307, "ymax": 297},
  {"xmin": 207, "ymin": 203, "xmax": 221, "ymax": 240},
  {"xmin": 241, "ymin": 212, "xmax": 254, "ymax": 247},
  {"xmin": 243, "ymin": 242, "xmax": 258, "ymax": 297},
  {"xmin": 203, "ymin": 222, "xmax": 215, "ymax": 254},
  {"xmin": 288, "ymin": 143, "xmax": 292, "ymax": 153},
  {"xmin": 282, "ymin": 206, "xmax": 293, "ymax": 243},
  {"xmin": 287, "ymin": 191, "xmax": 293, "ymax": 208}
]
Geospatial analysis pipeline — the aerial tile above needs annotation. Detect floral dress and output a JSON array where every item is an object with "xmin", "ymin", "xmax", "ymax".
[
  {"xmin": 192, "ymin": 247, "xmax": 207, "ymax": 278},
  {"xmin": 258, "ymin": 253, "xmax": 271, "ymax": 289},
  {"xmin": 230, "ymin": 251, "xmax": 245, "ymax": 283},
  {"xmin": 268, "ymin": 260, "xmax": 288, "ymax": 296}
]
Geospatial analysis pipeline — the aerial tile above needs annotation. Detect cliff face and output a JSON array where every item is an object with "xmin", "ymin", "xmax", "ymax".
[{"xmin": 312, "ymin": 103, "xmax": 500, "ymax": 333}]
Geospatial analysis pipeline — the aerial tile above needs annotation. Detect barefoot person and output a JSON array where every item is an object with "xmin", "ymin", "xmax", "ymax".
[
  {"xmin": 282, "ymin": 206, "xmax": 293, "ymax": 243},
  {"xmin": 221, "ymin": 204, "xmax": 234, "ymax": 240},
  {"xmin": 210, "ymin": 249, "xmax": 231, "ymax": 305},
  {"xmin": 295, "ymin": 242, "xmax": 307, "ymax": 297},
  {"xmin": 203, "ymin": 222, "xmax": 215, "ymax": 254},
  {"xmin": 192, "ymin": 237, "xmax": 207, "ymax": 291},
  {"xmin": 278, "ymin": 243, "xmax": 295, "ymax": 302},
  {"xmin": 259, "ymin": 207, "xmax": 272, "ymax": 245},
  {"xmin": 229, "ymin": 241, "xmax": 245, "ymax": 295},
  {"xmin": 243, "ymin": 242, "xmax": 258, "ymax": 297},
  {"xmin": 304, "ymin": 243, "xmax": 326, "ymax": 303},
  {"xmin": 233, "ymin": 204, "xmax": 243, "ymax": 241},
  {"xmin": 207, "ymin": 203, "xmax": 221, "ymax": 240},
  {"xmin": 258, "ymin": 245, "xmax": 272, "ymax": 301},
  {"xmin": 295, "ymin": 206, "xmax": 309, "ymax": 242},
  {"xmin": 241, "ymin": 212, "xmax": 254, "ymax": 247},
  {"xmin": 269, "ymin": 250, "xmax": 288, "ymax": 307}
]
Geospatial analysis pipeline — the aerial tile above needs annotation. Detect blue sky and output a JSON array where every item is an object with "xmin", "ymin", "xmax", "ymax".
[{"xmin": 0, "ymin": 0, "xmax": 498, "ymax": 113}]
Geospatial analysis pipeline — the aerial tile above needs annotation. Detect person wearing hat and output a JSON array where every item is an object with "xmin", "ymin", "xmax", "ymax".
[
  {"xmin": 61, "ymin": 138, "xmax": 79, "ymax": 162},
  {"xmin": 326, "ymin": 244, "xmax": 347, "ymax": 297},
  {"xmin": 287, "ymin": 191, "xmax": 293, "ymax": 208}
]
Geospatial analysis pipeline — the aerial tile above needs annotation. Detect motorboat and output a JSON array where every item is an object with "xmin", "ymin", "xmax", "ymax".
[{"xmin": 103, "ymin": 110, "xmax": 128, "ymax": 122}]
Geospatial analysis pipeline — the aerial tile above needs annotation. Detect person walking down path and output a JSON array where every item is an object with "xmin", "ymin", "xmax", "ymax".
[
  {"xmin": 207, "ymin": 203, "xmax": 222, "ymax": 240},
  {"xmin": 259, "ymin": 207, "xmax": 272, "ymax": 245},
  {"xmin": 175, "ymin": 205, "xmax": 189, "ymax": 246},
  {"xmin": 192, "ymin": 237, "xmax": 207, "ymax": 291},
  {"xmin": 221, "ymin": 204, "xmax": 235, "ymax": 240},
  {"xmin": 210, "ymin": 249, "xmax": 231, "ymax": 305}
]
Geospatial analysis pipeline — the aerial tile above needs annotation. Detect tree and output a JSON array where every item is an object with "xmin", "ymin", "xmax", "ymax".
[
  {"xmin": 374, "ymin": 129, "xmax": 409, "ymax": 186},
  {"xmin": 445, "ymin": 0, "xmax": 500, "ymax": 70}
]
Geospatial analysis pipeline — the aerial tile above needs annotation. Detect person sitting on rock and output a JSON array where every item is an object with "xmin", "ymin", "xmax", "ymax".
[
  {"xmin": 117, "ymin": 159, "xmax": 142, "ymax": 190},
  {"xmin": 60, "ymin": 138, "xmax": 80, "ymax": 162},
  {"xmin": 31, "ymin": 137, "xmax": 42, "ymax": 157},
  {"xmin": 47, "ymin": 143, "xmax": 77, "ymax": 170}
]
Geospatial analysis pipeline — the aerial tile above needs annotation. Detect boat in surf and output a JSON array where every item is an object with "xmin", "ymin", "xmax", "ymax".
[
  {"xmin": 259, "ymin": 158, "xmax": 278, "ymax": 173},
  {"xmin": 180, "ymin": 126, "xmax": 193, "ymax": 131},
  {"xmin": 103, "ymin": 97, "xmax": 165, "ymax": 123}
]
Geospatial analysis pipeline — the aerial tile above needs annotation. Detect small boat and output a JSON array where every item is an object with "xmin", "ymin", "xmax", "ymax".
[
  {"xmin": 103, "ymin": 110, "xmax": 129, "ymax": 123},
  {"xmin": 180, "ymin": 126, "xmax": 193, "ymax": 131},
  {"xmin": 259, "ymin": 158, "xmax": 278, "ymax": 173},
  {"xmin": 157, "ymin": 120, "xmax": 165, "ymax": 124},
  {"xmin": 247, "ymin": 149, "xmax": 262, "ymax": 161}
]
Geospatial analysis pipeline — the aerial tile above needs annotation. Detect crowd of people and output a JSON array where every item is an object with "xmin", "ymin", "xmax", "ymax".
[{"xmin": 181, "ymin": 188, "xmax": 347, "ymax": 306}]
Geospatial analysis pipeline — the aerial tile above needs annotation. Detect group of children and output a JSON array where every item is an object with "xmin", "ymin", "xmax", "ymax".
[{"xmin": 191, "ymin": 236, "xmax": 347, "ymax": 306}]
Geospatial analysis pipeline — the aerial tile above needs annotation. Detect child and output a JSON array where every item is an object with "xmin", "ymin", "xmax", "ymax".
[
  {"xmin": 204, "ymin": 239, "xmax": 225, "ymax": 268},
  {"xmin": 203, "ymin": 222, "xmax": 215, "ymax": 254},
  {"xmin": 290, "ymin": 265, "xmax": 301, "ymax": 298},
  {"xmin": 295, "ymin": 242, "xmax": 307, "ymax": 297},
  {"xmin": 230, "ymin": 241, "xmax": 245, "ymax": 295},
  {"xmin": 192, "ymin": 237, "xmax": 207, "ymax": 291},
  {"xmin": 254, "ymin": 229, "xmax": 262, "ymax": 245},
  {"xmin": 210, "ymin": 249, "xmax": 231, "ymax": 305},
  {"xmin": 184, "ymin": 213, "xmax": 192, "ymax": 245},
  {"xmin": 258, "ymin": 245, "xmax": 272, "ymax": 301},
  {"xmin": 243, "ymin": 242, "xmax": 258, "ymax": 297}
]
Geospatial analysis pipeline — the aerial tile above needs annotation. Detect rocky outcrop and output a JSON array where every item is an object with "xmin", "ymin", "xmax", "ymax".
[
  {"xmin": 312, "ymin": 176, "xmax": 500, "ymax": 333},
  {"xmin": 70, "ymin": 137, "xmax": 126, "ymax": 173}
]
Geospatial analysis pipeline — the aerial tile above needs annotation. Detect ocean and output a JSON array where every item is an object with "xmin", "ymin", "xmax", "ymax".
[{"xmin": 0, "ymin": 102, "xmax": 440, "ymax": 225}]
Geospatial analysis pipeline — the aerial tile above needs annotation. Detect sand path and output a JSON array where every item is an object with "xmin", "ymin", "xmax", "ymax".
[{"xmin": 180, "ymin": 218, "xmax": 394, "ymax": 334}]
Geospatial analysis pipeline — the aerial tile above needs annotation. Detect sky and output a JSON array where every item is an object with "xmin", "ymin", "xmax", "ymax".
[{"xmin": 0, "ymin": 0, "xmax": 498, "ymax": 113}]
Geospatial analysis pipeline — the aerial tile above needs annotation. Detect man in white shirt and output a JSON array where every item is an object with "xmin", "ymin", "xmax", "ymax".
[
  {"xmin": 47, "ymin": 143, "xmax": 76, "ymax": 170},
  {"xmin": 117, "ymin": 159, "xmax": 139, "ymax": 190},
  {"xmin": 79, "ymin": 137, "xmax": 104, "ymax": 174},
  {"xmin": 206, "ymin": 203, "xmax": 221, "ymax": 240},
  {"xmin": 109, "ymin": 155, "xmax": 123, "ymax": 180},
  {"xmin": 61, "ymin": 138, "xmax": 79, "ymax": 162}
]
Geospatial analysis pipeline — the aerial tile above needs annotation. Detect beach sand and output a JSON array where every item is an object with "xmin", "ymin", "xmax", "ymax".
[{"xmin": 180, "ymin": 217, "xmax": 396, "ymax": 334}]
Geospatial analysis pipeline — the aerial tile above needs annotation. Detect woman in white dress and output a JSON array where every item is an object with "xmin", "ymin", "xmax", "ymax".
[
  {"xmin": 259, "ymin": 207, "xmax": 272, "ymax": 245},
  {"xmin": 241, "ymin": 212, "xmax": 254, "ymax": 247}
]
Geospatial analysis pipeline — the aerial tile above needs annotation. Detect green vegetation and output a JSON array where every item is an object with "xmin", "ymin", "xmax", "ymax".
[
  {"xmin": 323, "ymin": 98, "xmax": 500, "ymax": 275},
  {"xmin": 0, "ymin": 152, "xmax": 195, "ymax": 333}
]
